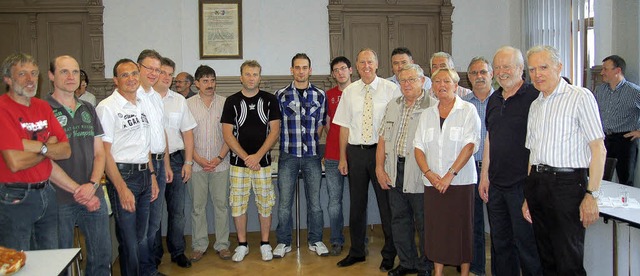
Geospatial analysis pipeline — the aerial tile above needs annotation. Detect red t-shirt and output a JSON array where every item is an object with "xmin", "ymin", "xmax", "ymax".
[
  {"xmin": 0, "ymin": 94, "xmax": 68, "ymax": 183},
  {"xmin": 325, "ymin": 86, "xmax": 343, "ymax": 160}
]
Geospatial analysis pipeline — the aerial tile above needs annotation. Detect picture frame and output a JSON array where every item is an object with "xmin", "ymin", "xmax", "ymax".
[{"xmin": 199, "ymin": 0, "xmax": 243, "ymax": 59}]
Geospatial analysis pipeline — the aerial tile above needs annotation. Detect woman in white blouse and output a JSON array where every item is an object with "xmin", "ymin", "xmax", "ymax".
[{"xmin": 413, "ymin": 68, "xmax": 481, "ymax": 276}]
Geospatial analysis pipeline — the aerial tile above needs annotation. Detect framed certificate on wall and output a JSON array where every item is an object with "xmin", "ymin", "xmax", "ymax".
[{"xmin": 199, "ymin": 0, "xmax": 243, "ymax": 59}]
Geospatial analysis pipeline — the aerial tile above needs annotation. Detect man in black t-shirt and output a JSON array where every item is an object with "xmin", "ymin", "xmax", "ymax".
[{"xmin": 221, "ymin": 60, "xmax": 281, "ymax": 262}]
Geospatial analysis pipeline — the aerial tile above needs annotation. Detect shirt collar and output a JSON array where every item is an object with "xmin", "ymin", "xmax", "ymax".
[
  {"xmin": 362, "ymin": 77, "xmax": 381, "ymax": 92},
  {"xmin": 114, "ymin": 89, "xmax": 140, "ymax": 108}
]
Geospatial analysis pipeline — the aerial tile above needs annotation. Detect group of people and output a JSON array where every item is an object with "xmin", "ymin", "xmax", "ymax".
[{"xmin": 0, "ymin": 42, "xmax": 637, "ymax": 276}]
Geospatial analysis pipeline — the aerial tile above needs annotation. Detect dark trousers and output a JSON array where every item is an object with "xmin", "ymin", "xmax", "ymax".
[
  {"xmin": 389, "ymin": 158, "xmax": 433, "ymax": 271},
  {"xmin": 487, "ymin": 182, "xmax": 541, "ymax": 276},
  {"xmin": 605, "ymin": 133, "xmax": 635, "ymax": 185},
  {"xmin": 346, "ymin": 144, "xmax": 396, "ymax": 260},
  {"xmin": 524, "ymin": 169, "xmax": 587, "ymax": 276},
  {"xmin": 471, "ymin": 165, "xmax": 485, "ymax": 275},
  {"xmin": 154, "ymin": 151, "xmax": 188, "ymax": 261}
]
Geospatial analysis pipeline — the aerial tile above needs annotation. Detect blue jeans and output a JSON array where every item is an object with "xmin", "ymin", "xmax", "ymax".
[
  {"xmin": 0, "ymin": 183, "xmax": 58, "ymax": 251},
  {"xmin": 58, "ymin": 192, "xmax": 111, "ymax": 276},
  {"xmin": 108, "ymin": 167, "xmax": 152, "ymax": 276},
  {"xmin": 324, "ymin": 159, "xmax": 345, "ymax": 246},
  {"xmin": 154, "ymin": 151, "xmax": 187, "ymax": 260},
  {"xmin": 471, "ymin": 165, "xmax": 486, "ymax": 275},
  {"xmin": 276, "ymin": 152, "xmax": 324, "ymax": 245},
  {"xmin": 148, "ymin": 158, "xmax": 166, "ymax": 266}
]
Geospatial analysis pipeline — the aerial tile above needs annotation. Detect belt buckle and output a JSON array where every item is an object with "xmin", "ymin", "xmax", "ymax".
[
  {"xmin": 154, "ymin": 153, "xmax": 164, "ymax": 160},
  {"xmin": 535, "ymin": 165, "xmax": 544, "ymax": 173},
  {"xmin": 138, "ymin": 163, "xmax": 148, "ymax": 171}
]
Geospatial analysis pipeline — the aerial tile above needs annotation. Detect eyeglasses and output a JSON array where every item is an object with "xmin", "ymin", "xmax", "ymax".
[
  {"xmin": 469, "ymin": 70, "xmax": 490, "ymax": 75},
  {"xmin": 198, "ymin": 78, "xmax": 216, "ymax": 85},
  {"xmin": 398, "ymin": 77, "xmax": 420, "ymax": 84},
  {"xmin": 160, "ymin": 70, "xmax": 174, "ymax": 77},
  {"xmin": 139, "ymin": 63, "xmax": 162, "ymax": 74},
  {"xmin": 118, "ymin": 71, "xmax": 140, "ymax": 79},
  {"xmin": 332, "ymin": 66, "xmax": 349, "ymax": 73}
]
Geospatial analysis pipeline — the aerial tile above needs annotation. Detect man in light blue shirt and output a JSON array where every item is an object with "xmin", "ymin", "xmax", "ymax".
[{"xmin": 387, "ymin": 47, "xmax": 431, "ymax": 92}]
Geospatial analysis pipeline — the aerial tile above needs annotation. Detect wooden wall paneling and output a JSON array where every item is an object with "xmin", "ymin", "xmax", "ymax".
[
  {"xmin": 343, "ymin": 15, "xmax": 389, "ymax": 78},
  {"xmin": 0, "ymin": 14, "xmax": 30, "ymax": 94},
  {"xmin": 393, "ymin": 15, "xmax": 440, "ymax": 75},
  {"xmin": 37, "ymin": 13, "xmax": 86, "ymax": 96}
]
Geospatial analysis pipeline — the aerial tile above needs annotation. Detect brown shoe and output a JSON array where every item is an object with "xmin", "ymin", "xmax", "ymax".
[
  {"xmin": 190, "ymin": 250, "xmax": 206, "ymax": 262},
  {"xmin": 218, "ymin": 248, "xmax": 232, "ymax": 260}
]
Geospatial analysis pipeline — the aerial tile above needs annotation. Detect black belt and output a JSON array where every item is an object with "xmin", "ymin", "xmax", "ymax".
[
  {"xmin": 350, "ymin": 143, "xmax": 377, "ymax": 150},
  {"xmin": 151, "ymin": 153, "xmax": 165, "ymax": 160},
  {"xmin": 476, "ymin": 161, "xmax": 482, "ymax": 168},
  {"xmin": 2, "ymin": 180, "xmax": 49, "ymax": 190},
  {"xmin": 398, "ymin": 156, "xmax": 406, "ymax": 163},
  {"xmin": 531, "ymin": 164, "xmax": 586, "ymax": 174},
  {"xmin": 116, "ymin": 162, "xmax": 149, "ymax": 171},
  {"xmin": 169, "ymin": 151, "xmax": 182, "ymax": 158},
  {"xmin": 605, "ymin": 131, "xmax": 627, "ymax": 136}
]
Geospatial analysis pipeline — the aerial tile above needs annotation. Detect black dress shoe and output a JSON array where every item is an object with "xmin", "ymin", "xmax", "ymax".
[
  {"xmin": 388, "ymin": 265, "xmax": 418, "ymax": 276},
  {"xmin": 336, "ymin": 255, "xmax": 366, "ymax": 267},
  {"xmin": 171, "ymin": 254, "xmax": 192, "ymax": 268},
  {"xmin": 380, "ymin": 258, "xmax": 394, "ymax": 272}
]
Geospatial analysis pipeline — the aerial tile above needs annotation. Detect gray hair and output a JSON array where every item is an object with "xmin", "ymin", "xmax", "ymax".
[
  {"xmin": 467, "ymin": 56, "xmax": 492, "ymax": 72},
  {"xmin": 495, "ymin": 46, "xmax": 525, "ymax": 67},
  {"xmin": 432, "ymin": 68, "xmax": 460, "ymax": 84},
  {"xmin": 2, "ymin": 53, "xmax": 37, "ymax": 78},
  {"xmin": 430, "ymin": 52, "xmax": 455, "ymax": 69},
  {"xmin": 398, "ymin": 63, "xmax": 425, "ymax": 78},
  {"xmin": 526, "ymin": 45, "xmax": 561, "ymax": 66}
]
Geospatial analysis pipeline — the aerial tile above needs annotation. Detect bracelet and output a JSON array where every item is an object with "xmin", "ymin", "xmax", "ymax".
[
  {"xmin": 423, "ymin": 169, "xmax": 431, "ymax": 175},
  {"xmin": 184, "ymin": 161, "xmax": 194, "ymax": 165},
  {"xmin": 448, "ymin": 167, "xmax": 458, "ymax": 176},
  {"xmin": 150, "ymin": 171, "xmax": 157, "ymax": 176}
]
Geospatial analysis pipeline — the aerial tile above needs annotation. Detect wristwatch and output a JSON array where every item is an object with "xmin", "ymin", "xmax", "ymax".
[
  {"xmin": 586, "ymin": 189, "xmax": 599, "ymax": 199},
  {"xmin": 40, "ymin": 143, "xmax": 48, "ymax": 155},
  {"xmin": 448, "ymin": 167, "xmax": 458, "ymax": 176},
  {"xmin": 184, "ymin": 161, "xmax": 194, "ymax": 165}
]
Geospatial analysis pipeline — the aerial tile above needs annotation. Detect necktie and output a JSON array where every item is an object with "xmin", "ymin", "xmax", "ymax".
[{"xmin": 361, "ymin": 85, "xmax": 373, "ymax": 143}]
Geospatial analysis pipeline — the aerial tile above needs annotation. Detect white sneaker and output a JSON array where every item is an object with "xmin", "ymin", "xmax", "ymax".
[
  {"xmin": 272, "ymin": 243, "xmax": 291, "ymax": 258},
  {"xmin": 260, "ymin": 244, "xmax": 273, "ymax": 261},
  {"xmin": 232, "ymin": 245, "xmax": 249, "ymax": 262},
  {"xmin": 309, "ymin": 241, "xmax": 329, "ymax": 256}
]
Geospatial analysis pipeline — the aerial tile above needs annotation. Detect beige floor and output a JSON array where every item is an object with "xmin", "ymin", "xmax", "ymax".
[{"xmin": 104, "ymin": 226, "xmax": 492, "ymax": 276}]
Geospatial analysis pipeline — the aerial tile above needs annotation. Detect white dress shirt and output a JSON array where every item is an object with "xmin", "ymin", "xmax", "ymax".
[
  {"xmin": 413, "ymin": 95, "xmax": 481, "ymax": 186},
  {"xmin": 332, "ymin": 77, "xmax": 401, "ymax": 145},
  {"xmin": 137, "ymin": 86, "xmax": 166, "ymax": 154},
  {"xmin": 96, "ymin": 90, "xmax": 151, "ymax": 164},
  {"xmin": 162, "ymin": 90, "xmax": 197, "ymax": 154}
]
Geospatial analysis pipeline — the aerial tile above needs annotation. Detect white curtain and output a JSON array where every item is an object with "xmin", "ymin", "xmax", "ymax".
[{"xmin": 523, "ymin": 0, "xmax": 587, "ymax": 85}]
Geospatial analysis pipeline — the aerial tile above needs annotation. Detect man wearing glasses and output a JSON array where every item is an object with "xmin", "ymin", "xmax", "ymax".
[
  {"xmin": 136, "ymin": 49, "xmax": 171, "ymax": 274},
  {"xmin": 174, "ymin": 72, "xmax": 196, "ymax": 99}
]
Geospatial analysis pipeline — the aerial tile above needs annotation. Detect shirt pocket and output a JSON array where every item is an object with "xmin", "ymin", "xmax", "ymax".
[
  {"xmin": 449, "ymin": 126, "xmax": 463, "ymax": 141},
  {"xmin": 424, "ymin": 128, "xmax": 434, "ymax": 142},
  {"xmin": 167, "ymin": 112, "xmax": 181, "ymax": 129}
]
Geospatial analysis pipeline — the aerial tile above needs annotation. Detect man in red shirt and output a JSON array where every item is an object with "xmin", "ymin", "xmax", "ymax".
[
  {"xmin": 324, "ymin": 56, "xmax": 352, "ymax": 256},
  {"xmin": 0, "ymin": 53, "xmax": 74, "ymax": 251}
]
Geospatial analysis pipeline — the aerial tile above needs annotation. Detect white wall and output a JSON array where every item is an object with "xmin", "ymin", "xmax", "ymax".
[
  {"xmin": 104, "ymin": 0, "xmax": 330, "ymax": 77},
  {"xmin": 451, "ymin": 0, "xmax": 522, "ymax": 71},
  {"xmin": 104, "ymin": 0, "xmax": 514, "ymax": 77}
]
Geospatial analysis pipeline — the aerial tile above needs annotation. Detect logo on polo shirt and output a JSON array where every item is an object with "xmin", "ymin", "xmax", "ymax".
[
  {"xmin": 81, "ymin": 111, "xmax": 91, "ymax": 123},
  {"xmin": 56, "ymin": 115, "xmax": 68, "ymax": 127}
]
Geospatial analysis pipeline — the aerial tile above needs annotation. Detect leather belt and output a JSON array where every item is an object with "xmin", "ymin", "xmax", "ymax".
[
  {"xmin": 151, "ymin": 153, "xmax": 165, "ymax": 160},
  {"xmin": 398, "ymin": 156, "xmax": 406, "ymax": 163},
  {"xmin": 169, "ymin": 151, "xmax": 182, "ymax": 158},
  {"xmin": 531, "ymin": 164, "xmax": 586, "ymax": 174},
  {"xmin": 2, "ymin": 180, "xmax": 49, "ymax": 190},
  {"xmin": 116, "ymin": 162, "xmax": 149, "ymax": 171},
  {"xmin": 350, "ymin": 143, "xmax": 377, "ymax": 150}
]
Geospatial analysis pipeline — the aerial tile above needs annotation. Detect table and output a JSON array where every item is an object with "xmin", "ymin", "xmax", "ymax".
[
  {"xmin": 16, "ymin": 248, "xmax": 81, "ymax": 276},
  {"xmin": 597, "ymin": 180, "xmax": 640, "ymax": 276}
]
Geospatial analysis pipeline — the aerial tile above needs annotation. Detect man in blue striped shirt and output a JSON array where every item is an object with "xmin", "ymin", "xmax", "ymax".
[
  {"xmin": 594, "ymin": 55, "xmax": 640, "ymax": 186},
  {"xmin": 462, "ymin": 56, "xmax": 493, "ymax": 276},
  {"xmin": 274, "ymin": 53, "xmax": 328, "ymax": 258}
]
